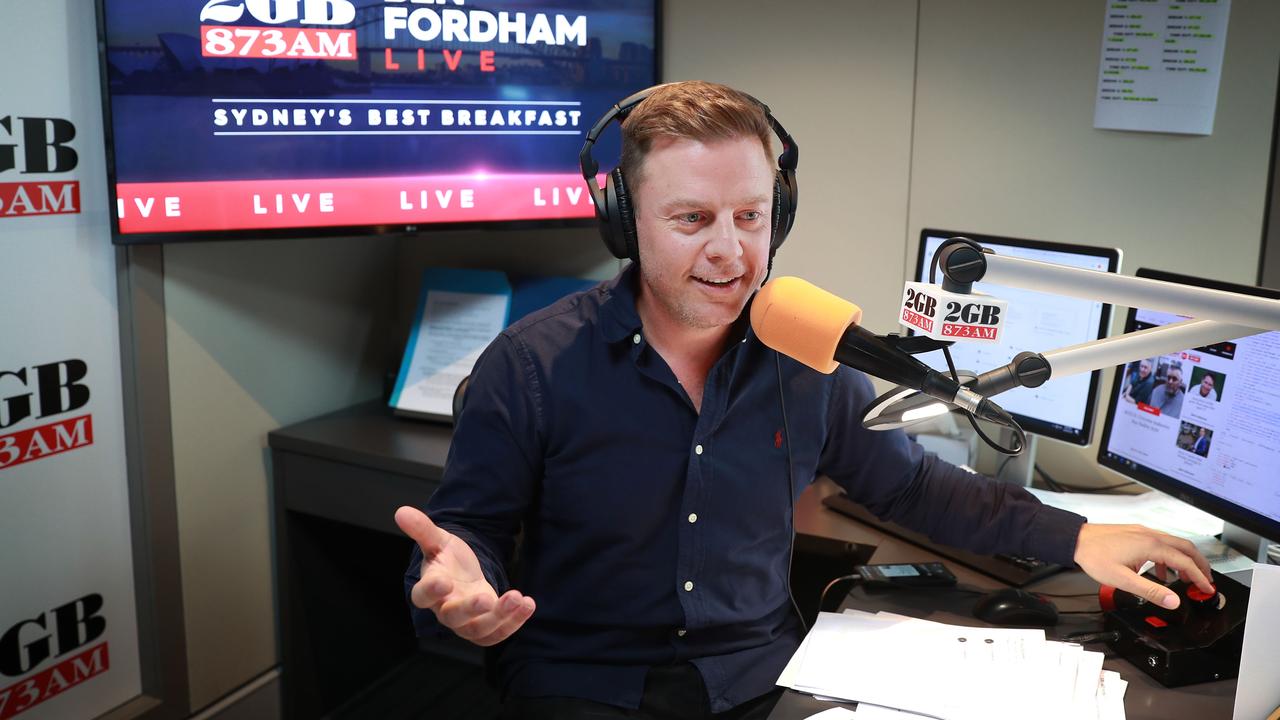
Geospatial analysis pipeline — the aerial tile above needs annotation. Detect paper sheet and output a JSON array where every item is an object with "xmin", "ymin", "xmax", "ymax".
[
  {"xmin": 1233, "ymin": 564, "xmax": 1280, "ymax": 720},
  {"xmin": 389, "ymin": 269, "xmax": 511, "ymax": 418},
  {"xmin": 1028, "ymin": 488, "xmax": 1224, "ymax": 538},
  {"xmin": 780, "ymin": 611, "xmax": 1123, "ymax": 720},
  {"xmin": 1093, "ymin": 0, "xmax": 1231, "ymax": 135}
]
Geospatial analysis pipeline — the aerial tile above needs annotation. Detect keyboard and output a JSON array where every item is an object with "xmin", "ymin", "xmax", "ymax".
[{"xmin": 821, "ymin": 493, "xmax": 1062, "ymax": 587}]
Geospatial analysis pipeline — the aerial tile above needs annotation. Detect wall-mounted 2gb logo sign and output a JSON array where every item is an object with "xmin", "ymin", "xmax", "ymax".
[
  {"xmin": 200, "ymin": 0, "xmax": 359, "ymax": 61},
  {"xmin": 899, "ymin": 282, "xmax": 1006, "ymax": 343},
  {"xmin": 0, "ymin": 360, "xmax": 94, "ymax": 473},
  {"xmin": 1, "ymin": 116, "xmax": 80, "ymax": 219},
  {"xmin": 0, "ymin": 595, "xmax": 111, "ymax": 720}
]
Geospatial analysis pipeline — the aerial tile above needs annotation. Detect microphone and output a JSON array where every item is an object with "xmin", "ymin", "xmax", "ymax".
[{"xmin": 751, "ymin": 277, "xmax": 1011, "ymax": 423}]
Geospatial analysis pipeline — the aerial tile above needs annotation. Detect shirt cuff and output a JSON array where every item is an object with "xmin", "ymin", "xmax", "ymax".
[{"xmin": 1024, "ymin": 504, "xmax": 1087, "ymax": 567}]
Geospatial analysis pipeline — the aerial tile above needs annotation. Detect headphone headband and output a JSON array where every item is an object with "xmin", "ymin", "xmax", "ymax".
[{"xmin": 579, "ymin": 84, "xmax": 799, "ymax": 263}]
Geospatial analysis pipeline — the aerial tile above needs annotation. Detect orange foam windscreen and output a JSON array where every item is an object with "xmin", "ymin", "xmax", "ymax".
[{"xmin": 750, "ymin": 277, "xmax": 863, "ymax": 374}]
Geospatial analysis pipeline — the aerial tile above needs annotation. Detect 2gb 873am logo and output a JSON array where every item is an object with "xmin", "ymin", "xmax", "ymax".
[
  {"xmin": 0, "ymin": 360, "xmax": 94, "ymax": 472},
  {"xmin": 200, "ymin": 0, "xmax": 357, "ymax": 60},
  {"xmin": 1, "ymin": 116, "xmax": 80, "ymax": 219},
  {"xmin": 0, "ymin": 596, "xmax": 110, "ymax": 720}
]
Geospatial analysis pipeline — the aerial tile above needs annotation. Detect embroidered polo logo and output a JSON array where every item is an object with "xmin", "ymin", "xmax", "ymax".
[{"xmin": 774, "ymin": 429, "xmax": 783, "ymax": 449}]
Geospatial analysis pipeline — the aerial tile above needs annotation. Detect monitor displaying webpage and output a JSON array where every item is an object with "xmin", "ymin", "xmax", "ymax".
[
  {"xmin": 916, "ymin": 234, "xmax": 1112, "ymax": 438},
  {"xmin": 1101, "ymin": 310, "xmax": 1280, "ymax": 528}
]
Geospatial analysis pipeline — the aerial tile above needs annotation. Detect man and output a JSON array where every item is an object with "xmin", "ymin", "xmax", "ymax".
[
  {"xmin": 1193, "ymin": 427, "xmax": 1211, "ymax": 456},
  {"xmin": 395, "ymin": 82, "xmax": 1213, "ymax": 719},
  {"xmin": 1121, "ymin": 358, "xmax": 1155, "ymax": 405},
  {"xmin": 1150, "ymin": 365, "xmax": 1186, "ymax": 418},
  {"xmin": 1198, "ymin": 373, "xmax": 1217, "ymax": 400}
]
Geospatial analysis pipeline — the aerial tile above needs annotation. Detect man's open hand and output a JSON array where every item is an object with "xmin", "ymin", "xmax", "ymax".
[{"xmin": 395, "ymin": 505, "xmax": 535, "ymax": 646}]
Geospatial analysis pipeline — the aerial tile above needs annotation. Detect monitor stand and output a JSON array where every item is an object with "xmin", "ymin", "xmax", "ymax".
[
  {"xmin": 993, "ymin": 430, "xmax": 1037, "ymax": 487},
  {"xmin": 1222, "ymin": 522, "xmax": 1275, "ymax": 564}
]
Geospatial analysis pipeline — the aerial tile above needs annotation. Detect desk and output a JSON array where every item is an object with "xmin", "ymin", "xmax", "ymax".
[
  {"xmin": 270, "ymin": 403, "xmax": 1236, "ymax": 720},
  {"xmin": 769, "ymin": 479, "xmax": 1238, "ymax": 720}
]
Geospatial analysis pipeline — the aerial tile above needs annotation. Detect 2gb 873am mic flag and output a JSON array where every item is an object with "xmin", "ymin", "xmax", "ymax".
[{"xmin": 1, "ymin": 3, "xmax": 143, "ymax": 719}]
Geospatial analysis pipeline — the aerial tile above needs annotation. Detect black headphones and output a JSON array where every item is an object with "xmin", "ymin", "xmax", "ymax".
[{"xmin": 578, "ymin": 84, "xmax": 799, "ymax": 263}]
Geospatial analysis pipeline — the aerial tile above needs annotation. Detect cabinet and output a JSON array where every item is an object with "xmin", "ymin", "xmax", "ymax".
[{"xmin": 268, "ymin": 402, "xmax": 499, "ymax": 718}]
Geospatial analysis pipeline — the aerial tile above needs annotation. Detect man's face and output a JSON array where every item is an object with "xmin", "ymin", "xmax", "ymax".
[
  {"xmin": 631, "ymin": 135, "xmax": 775, "ymax": 332},
  {"xmin": 1138, "ymin": 360, "xmax": 1151, "ymax": 379},
  {"xmin": 1199, "ymin": 375, "xmax": 1215, "ymax": 397},
  {"xmin": 1166, "ymin": 370, "xmax": 1182, "ymax": 392}
]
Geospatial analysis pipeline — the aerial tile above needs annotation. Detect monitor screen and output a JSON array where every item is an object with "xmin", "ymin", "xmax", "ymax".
[
  {"xmin": 1097, "ymin": 268, "xmax": 1280, "ymax": 542},
  {"xmin": 98, "ymin": 0, "xmax": 658, "ymax": 242},
  {"xmin": 913, "ymin": 229, "xmax": 1120, "ymax": 445}
]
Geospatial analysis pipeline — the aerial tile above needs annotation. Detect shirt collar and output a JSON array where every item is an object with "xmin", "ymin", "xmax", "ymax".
[{"xmin": 599, "ymin": 262, "xmax": 644, "ymax": 344}]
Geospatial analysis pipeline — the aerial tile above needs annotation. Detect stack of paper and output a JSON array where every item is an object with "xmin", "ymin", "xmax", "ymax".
[
  {"xmin": 778, "ymin": 611, "xmax": 1126, "ymax": 720},
  {"xmin": 1026, "ymin": 488, "xmax": 1224, "ymax": 539}
]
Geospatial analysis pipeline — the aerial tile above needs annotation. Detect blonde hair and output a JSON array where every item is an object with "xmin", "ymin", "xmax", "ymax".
[{"xmin": 620, "ymin": 81, "xmax": 773, "ymax": 188}]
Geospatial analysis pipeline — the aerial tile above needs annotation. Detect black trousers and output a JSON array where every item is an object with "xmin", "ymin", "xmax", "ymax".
[{"xmin": 500, "ymin": 664, "xmax": 782, "ymax": 720}]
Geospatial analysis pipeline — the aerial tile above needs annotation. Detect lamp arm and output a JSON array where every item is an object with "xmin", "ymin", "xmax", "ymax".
[
  {"xmin": 861, "ymin": 250, "xmax": 1280, "ymax": 432},
  {"xmin": 862, "ymin": 319, "xmax": 1265, "ymax": 432},
  {"xmin": 1041, "ymin": 319, "xmax": 1263, "ymax": 379},
  {"xmin": 980, "ymin": 254, "xmax": 1280, "ymax": 330}
]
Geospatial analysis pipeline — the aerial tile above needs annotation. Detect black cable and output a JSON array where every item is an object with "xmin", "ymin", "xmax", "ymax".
[
  {"xmin": 1033, "ymin": 591, "xmax": 1101, "ymax": 599},
  {"xmin": 927, "ymin": 238, "xmax": 1027, "ymax": 457},
  {"xmin": 995, "ymin": 453, "xmax": 1015, "ymax": 480},
  {"xmin": 777, "ymin": 352, "xmax": 808, "ymax": 634},
  {"xmin": 948, "ymin": 584, "xmax": 993, "ymax": 597},
  {"xmin": 1035, "ymin": 464, "xmax": 1136, "ymax": 493},
  {"xmin": 942, "ymin": 344, "xmax": 1025, "ymax": 456},
  {"xmin": 1061, "ymin": 630, "xmax": 1120, "ymax": 645},
  {"xmin": 819, "ymin": 574, "xmax": 861, "ymax": 613},
  {"xmin": 1037, "ymin": 467, "xmax": 1068, "ymax": 492},
  {"xmin": 1058, "ymin": 609, "xmax": 1106, "ymax": 615}
]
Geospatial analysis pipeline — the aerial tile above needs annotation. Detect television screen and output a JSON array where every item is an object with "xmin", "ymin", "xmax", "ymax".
[{"xmin": 98, "ymin": 0, "xmax": 659, "ymax": 242}]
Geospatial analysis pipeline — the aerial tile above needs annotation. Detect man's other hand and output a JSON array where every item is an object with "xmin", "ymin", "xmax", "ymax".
[
  {"xmin": 1074, "ymin": 523, "xmax": 1215, "ymax": 609},
  {"xmin": 395, "ymin": 505, "xmax": 536, "ymax": 646}
]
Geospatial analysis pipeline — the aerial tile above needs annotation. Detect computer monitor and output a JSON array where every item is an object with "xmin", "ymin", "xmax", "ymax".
[
  {"xmin": 1097, "ymin": 268, "xmax": 1280, "ymax": 545},
  {"xmin": 913, "ymin": 229, "xmax": 1121, "ymax": 446}
]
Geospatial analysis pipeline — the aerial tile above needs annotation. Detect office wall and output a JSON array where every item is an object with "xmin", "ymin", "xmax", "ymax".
[
  {"xmin": 663, "ymin": 1, "xmax": 920, "ymax": 332},
  {"xmin": 907, "ymin": 0, "xmax": 1280, "ymax": 483},
  {"xmin": 164, "ymin": 236, "xmax": 396, "ymax": 709}
]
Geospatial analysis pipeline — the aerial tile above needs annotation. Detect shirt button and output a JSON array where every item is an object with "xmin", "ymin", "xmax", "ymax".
[
  {"xmin": 688, "ymin": 513, "xmax": 698, "ymax": 523},
  {"xmin": 684, "ymin": 581, "xmax": 694, "ymax": 592},
  {"xmin": 632, "ymin": 333, "xmax": 641, "ymax": 345},
  {"xmin": 694, "ymin": 444, "xmax": 703, "ymax": 455},
  {"xmin": 677, "ymin": 629, "xmax": 687, "ymax": 637}
]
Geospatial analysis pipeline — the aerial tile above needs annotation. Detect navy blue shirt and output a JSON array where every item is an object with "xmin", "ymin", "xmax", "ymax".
[{"xmin": 406, "ymin": 264, "xmax": 1085, "ymax": 712}]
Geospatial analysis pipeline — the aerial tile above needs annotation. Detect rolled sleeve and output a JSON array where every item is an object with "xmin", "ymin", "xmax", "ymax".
[
  {"xmin": 402, "ymin": 332, "xmax": 544, "ymax": 635},
  {"xmin": 819, "ymin": 367, "xmax": 1085, "ymax": 567}
]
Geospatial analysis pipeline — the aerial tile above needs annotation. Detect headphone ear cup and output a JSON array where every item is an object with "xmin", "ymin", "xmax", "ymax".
[
  {"xmin": 599, "ymin": 169, "xmax": 630, "ymax": 259},
  {"xmin": 770, "ymin": 172, "xmax": 793, "ymax": 253},
  {"xmin": 610, "ymin": 167, "xmax": 640, "ymax": 262}
]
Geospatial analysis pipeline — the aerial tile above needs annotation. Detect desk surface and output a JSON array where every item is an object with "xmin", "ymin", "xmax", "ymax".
[
  {"xmin": 771, "ymin": 479, "xmax": 1237, "ymax": 720},
  {"xmin": 269, "ymin": 400, "xmax": 453, "ymax": 480}
]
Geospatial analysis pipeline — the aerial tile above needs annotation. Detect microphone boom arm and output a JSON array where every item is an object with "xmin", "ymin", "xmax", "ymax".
[{"xmin": 865, "ymin": 246, "xmax": 1280, "ymax": 431}]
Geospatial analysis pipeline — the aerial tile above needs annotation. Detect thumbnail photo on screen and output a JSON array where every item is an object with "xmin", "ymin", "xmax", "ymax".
[
  {"xmin": 1175, "ymin": 421, "xmax": 1213, "ymax": 458},
  {"xmin": 1121, "ymin": 355, "xmax": 1186, "ymax": 419},
  {"xmin": 1188, "ymin": 366, "xmax": 1225, "ymax": 402}
]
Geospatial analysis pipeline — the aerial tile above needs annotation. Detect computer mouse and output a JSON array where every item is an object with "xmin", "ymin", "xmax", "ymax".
[{"xmin": 973, "ymin": 588, "xmax": 1059, "ymax": 626}]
